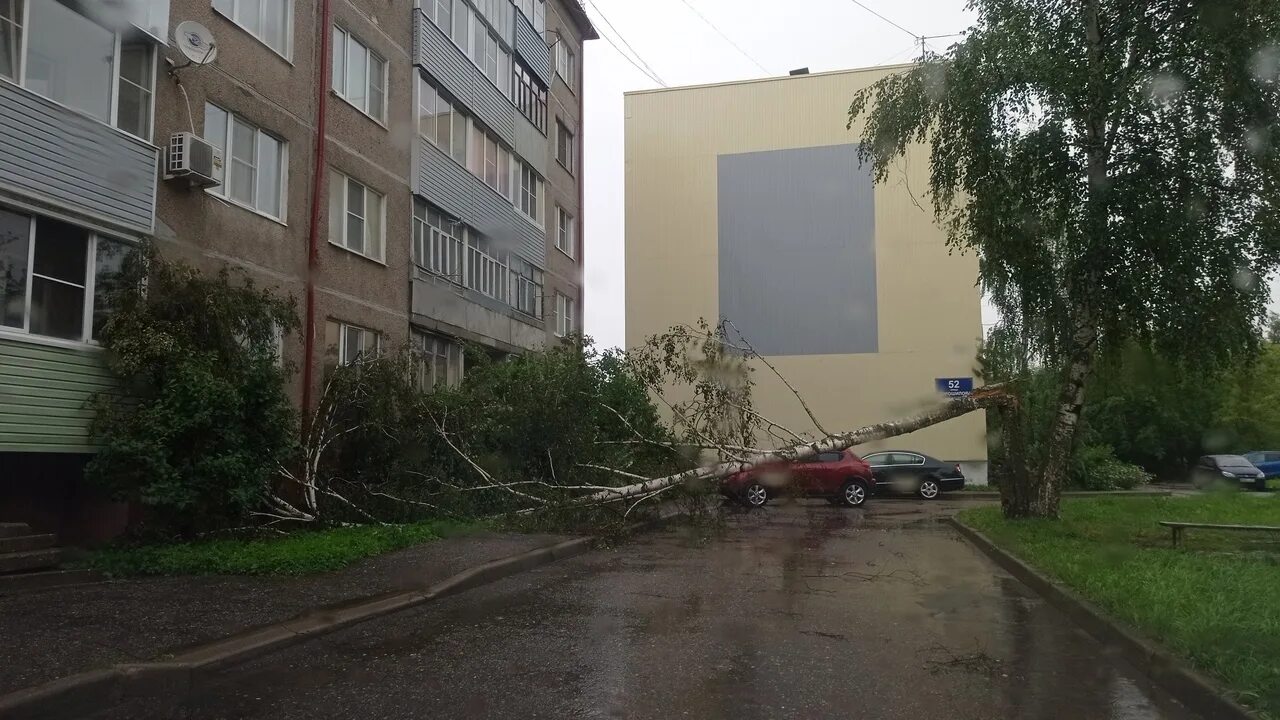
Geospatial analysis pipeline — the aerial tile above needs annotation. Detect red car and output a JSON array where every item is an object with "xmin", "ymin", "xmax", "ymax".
[{"xmin": 721, "ymin": 449, "xmax": 875, "ymax": 508}]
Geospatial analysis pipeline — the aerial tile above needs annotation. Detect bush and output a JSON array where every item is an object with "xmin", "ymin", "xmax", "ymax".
[
  {"xmin": 289, "ymin": 339, "xmax": 687, "ymax": 526},
  {"xmin": 1070, "ymin": 444, "xmax": 1152, "ymax": 491},
  {"xmin": 86, "ymin": 248, "xmax": 299, "ymax": 539}
]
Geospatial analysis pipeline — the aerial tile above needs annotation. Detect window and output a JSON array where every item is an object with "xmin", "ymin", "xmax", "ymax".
[
  {"xmin": 3, "ymin": 0, "xmax": 156, "ymax": 139},
  {"xmin": 864, "ymin": 453, "xmax": 889, "ymax": 466},
  {"xmin": 817, "ymin": 452, "xmax": 844, "ymax": 463},
  {"xmin": 555, "ymin": 291, "xmax": 576, "ymax": 337},
  {"xmin": 204, "ymin": 104, "xmax": 288, "ymax": 219},
  {"xmin": 556, "ymin": 207, "xmax": 575, "ymax": 258},
  {"xmin": 24, "ymin": 0, "xmax": 115, "ymax": 122},
  {"xmin": 337, "ymin": 323, "xmax": 379, "ymax": 365},
  {"xmin": 0, "ymin": 0, "xmax": 19, "ymax": 82},
  {"xmin": 413, "ymin": 331, "xmax": 464, "ymax": 390},
  {"xmin": 509, "ymin": 256, "xmax": 543, "ymax": 318},
  {"xmin": 424, "ymin": 0, "xmax": 452, "ymax": 32},
  {"xmin": 466, "ymin": 233, "xmax": 508, "ymax": 302},
  {"xmin": 516, "ymin": 162, "xmax": 543, "ymax": 224},
  {"xmin": 418, "ymin": 75, "xmax": 468, "ymax": 162},
  {"xmin": 515, "ymin": 0, "xmax": 545, "ymax": 34},
  {"xmin": 556, "ymin": 121, "xmax": 574, "ymax": 173},
  {"xmin": 513, "ymin": 62, "xmax": 547, "ymax": 132},
  {"xmin": 328, "ymin": 170, "xmax": 384, "ymax": 261},
  {"xmin": 0, "ymin": 208, "xmax": 135, "ymax": 343},
  {"xmin": 332, "ymin": 27, "xmax": 386, "ymax": 122},
  {"xmin": 555, "ymin": 41, "xmax": 575, "ymax": 90},
  {"xmin": 451, "ymin": 1, "xmax": 471, "ymax": 53},
  {"xmin": 212, "ymin": 0, "xmax": 291, "ymax": 58},
  {"xmin": 116, "ymin": 41, "xmax": 154, "ymax": 138},
  {"xmin": 413, "ymin": 199, "xmax": 463, "ymax": 281}
]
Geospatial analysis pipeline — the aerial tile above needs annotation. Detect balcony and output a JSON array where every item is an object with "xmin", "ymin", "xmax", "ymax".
[
  {"xmin": 416, "ymin": 140, "xmax": 546, "ymax": 266},
  {"xmin": 414, "ymin": 9, "xmax": 517, "ymax": 147},
  {"xmin": 0, "ymin": 81, "xmax": 157, "ymax": 236},
  {"xmin": 514, "ymin": 10, "xmax": 553, "ymax": 87}
]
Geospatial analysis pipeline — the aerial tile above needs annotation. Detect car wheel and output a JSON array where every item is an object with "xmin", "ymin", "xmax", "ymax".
[
  {"xmin": 743, "ymin": 483, "xmax": 769, "ymax": 508},
  {"xmin": 918, "ymin": 478, "xmax": 941, "ymax": 500},
  {"xmin": 840, "ymin": 479, "xmax": 868, "ymax": 508}
]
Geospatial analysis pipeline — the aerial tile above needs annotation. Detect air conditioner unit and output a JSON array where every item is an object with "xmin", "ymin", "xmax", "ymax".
[{"xmin": 165, "ymin": 132, "xmax": 223, "ymax": 188}]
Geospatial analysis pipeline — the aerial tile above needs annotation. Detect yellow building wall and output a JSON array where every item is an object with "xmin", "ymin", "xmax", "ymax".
[{"xmin": 624, "ymin": 66, "xmax": 988, "ymax": 466}]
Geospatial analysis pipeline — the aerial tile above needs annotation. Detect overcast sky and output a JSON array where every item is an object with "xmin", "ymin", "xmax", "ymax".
[
  {"xmin": 580, "ymin": 0, "xmax": 976, "ymax": 350},
  {"xmin": 578, "ymin": 0, "xmax": 1278, "ymax": 350}
]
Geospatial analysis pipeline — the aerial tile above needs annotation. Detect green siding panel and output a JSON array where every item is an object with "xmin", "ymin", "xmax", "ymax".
[{"xmin": 0, "ymin": 337, "xmax": 120, "ymax": 452}]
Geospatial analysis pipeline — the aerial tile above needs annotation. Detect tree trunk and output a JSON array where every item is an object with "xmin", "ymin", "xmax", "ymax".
[
  {"xmin": 583, "ymin": 386, "xmax": 1013, "ymax": 503},
  {"xmin": 1016, "ymin": 316, "xmax": 1098, "ymax": 518}
]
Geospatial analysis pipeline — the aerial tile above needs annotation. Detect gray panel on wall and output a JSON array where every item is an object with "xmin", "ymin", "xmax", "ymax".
[
  {"xmin": 513, "ymin": 114, "xmax": 547, "ymax": 176},
  {"xmin": 718, "ymin": 144, "xmax": 877, "ymax": 356},
  {"xmin": 513, "ymin": 11, "xmax": 553, "ymax": 86},
  {"xmin": 0, "ymin": 82, "xmax": 156, "ymax": 235},
  {"xmin": 417, "ymin": 140, "xmax": 546, "ymax": 266},
  {"xmin": 415, "ymin": 11, "xmax": 516, "ymax": 145}
]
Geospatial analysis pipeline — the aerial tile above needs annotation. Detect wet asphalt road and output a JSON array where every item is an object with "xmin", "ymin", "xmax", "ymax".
[{"xmin": 102, "ymin": 500, "xmax": 1196, "ymax": 720}]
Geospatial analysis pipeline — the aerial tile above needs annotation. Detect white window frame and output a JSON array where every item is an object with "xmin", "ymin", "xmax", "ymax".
[
  {"xmin": 4, "ymin": 0, "xmax": 158, "ymax": 142},
  {"xmin": 555, "ymin": 290, "xmax": 576, "ymax": 337},
  {"xmin": 331, "ymin": 26, "xmax": 387, "ymax": 124},
  {"xmin": 203, "ymin": 103, "xmax": 289, "ymax": 222},
  {"xmin": 413, "ymin": 330, "xmax": 464, "ymax": 390},
  {"xmin": 212, "ymin": 0, "xmax": 293, "ymax": 61},
  {"xmin": 0, "ymin": 209, "xmax": 136, "ymax": 348},
  {"xmin": 556, "ymin": 206, "xmax": 575, "ymax": 259},
  {"xmin": 555, "ymin": 120, "xmax": 574, "ymax": 173},
  {"xmin": 337, "ymin": 322, "xmax": 380, "ymax": 365},
  {"xmin": 555, "ymin": 40, "xmax": 575, "ymax": 91},
  {"xmin": 413, "ymin": 199, "xmax": 464, "ymax": 282},
  {"xmin": 514, "ymin": 161, "xmax": 543, "ymax": 227},
  {"xmin": 329, "ymin": 170, "xmax": 386, "ymax": 262}
]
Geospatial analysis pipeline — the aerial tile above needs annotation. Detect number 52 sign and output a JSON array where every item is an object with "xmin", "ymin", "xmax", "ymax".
[{"xmin": 935, "ymin": 377, "xmax": 974, "ymax": 397}]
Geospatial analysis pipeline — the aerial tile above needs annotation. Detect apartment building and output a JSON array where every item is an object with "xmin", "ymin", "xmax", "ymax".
[
  {"xmin": 0, "ymin": 0, "xmax": 594, "ymax": 538},
  {"xmin": 625, "ymin": 68, "xmax": 989, "ymax": 480}
]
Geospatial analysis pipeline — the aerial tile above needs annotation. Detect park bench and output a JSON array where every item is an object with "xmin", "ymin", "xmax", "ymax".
[{"xmin": 1159, "ymin": 521, "xmax": 1280, "ymax": 547}]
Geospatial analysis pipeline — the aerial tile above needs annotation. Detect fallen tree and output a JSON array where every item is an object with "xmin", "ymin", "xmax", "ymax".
[{"xmin": 582, "ymin": 385, "xmax": 1013, "ymax": 504}]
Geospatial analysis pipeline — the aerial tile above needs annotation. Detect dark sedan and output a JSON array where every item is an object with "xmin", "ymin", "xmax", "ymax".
[
  {"xmin": 1192, "ymin": 455, "xmax": 1267, "ymax": 491},
  {"xmin": 863, "ymin": 451, "xmax": 965, "ymax": 499}
]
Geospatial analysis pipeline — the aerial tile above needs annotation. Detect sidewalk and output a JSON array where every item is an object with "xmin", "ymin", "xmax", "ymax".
[{"xmin": 0, "ymin": 530, "xmax": 570, "ymax": 696}]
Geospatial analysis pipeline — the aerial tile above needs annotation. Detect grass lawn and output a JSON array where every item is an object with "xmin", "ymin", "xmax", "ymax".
[
  {"xmin": 959, "ymin": 493, "xmax": 1280, "ymax": 718},
  {"xmin": 82, "ymin": 520, "xmax": 486, "ymax": 577}
]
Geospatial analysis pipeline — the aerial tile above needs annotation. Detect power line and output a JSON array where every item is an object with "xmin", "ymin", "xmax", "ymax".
[
  {"xmin": 583, "ymin": 0, "xmax": 668, "ymax": 86},
  {"xmin": 845, "ymin": 0, "xmax": 919, "ymax": 41},
  {"xmin": 674, "ymin": 0, "xmax": 773, "ymax": 76},
  {"xmin": 873, "ymin": 43, "xmax": 921, "ymax": 66}
]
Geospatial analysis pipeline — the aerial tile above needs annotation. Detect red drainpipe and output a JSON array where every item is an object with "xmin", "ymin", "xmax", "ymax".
[
  {"xmin": 576, "ymin": 50, "xmax": 586, "ymax": 329},
  {"xmin": 302, "ymin": 0, "xmax": 333, "ymax": 427}
]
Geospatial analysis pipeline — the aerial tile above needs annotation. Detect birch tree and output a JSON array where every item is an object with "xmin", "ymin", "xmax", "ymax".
[{"xmin": 850, "ymin": 0, "xmax": 1280, "ymax": 516}]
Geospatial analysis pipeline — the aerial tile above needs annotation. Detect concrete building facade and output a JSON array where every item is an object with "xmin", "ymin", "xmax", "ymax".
[
  {"xmin": 0, "ymin": 0, "xmax": 594, "ymax": 539},
  {"xmin": 624, "ymin": 67, "xmax": 989, "ymax": 480}
]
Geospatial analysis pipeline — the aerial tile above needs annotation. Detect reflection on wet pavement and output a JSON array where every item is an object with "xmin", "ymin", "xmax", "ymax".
[{"xmin": 100, "ymin": 500, "xmax": 1197, "ymax": 720}]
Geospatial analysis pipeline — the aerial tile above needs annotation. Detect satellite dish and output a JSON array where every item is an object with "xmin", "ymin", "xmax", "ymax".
[{"xmin": 175, "ymin": 21, "xmax": 218, "ymax": 66}]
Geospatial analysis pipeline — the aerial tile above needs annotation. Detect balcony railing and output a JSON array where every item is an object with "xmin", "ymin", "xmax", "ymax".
[{"xmin": 0, "ymin": 81, "xmax": 157, "ymax": 235}]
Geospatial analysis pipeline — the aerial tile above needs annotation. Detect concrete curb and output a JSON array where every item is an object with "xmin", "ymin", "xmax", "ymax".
[
  {"xmin": 944, "ymin": 489, "xmax": 1173, "ymax": 501},
  {"xmin": 0, "ymin": 535, "xmax": 599, "ymax": 720},
  {"xmin": 946, "ymin": 517, "xmax": 1259, "ymax": 720}
]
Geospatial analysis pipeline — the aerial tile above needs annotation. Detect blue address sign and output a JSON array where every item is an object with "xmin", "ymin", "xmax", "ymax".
[{"xmin": 936, "ymin": 377, "xmax": 974, "ymax": 397}]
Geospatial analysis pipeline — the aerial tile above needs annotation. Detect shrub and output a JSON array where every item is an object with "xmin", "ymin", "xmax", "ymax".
[
  {"xmin": 87, "ymin": 248, "xmax": 299, "ymax": 538},
  {"xmin": 1069, "ymin": 444, "xmax": 1152, "ymax": 491}
]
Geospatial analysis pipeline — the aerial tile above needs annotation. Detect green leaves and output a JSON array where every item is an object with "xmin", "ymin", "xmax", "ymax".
[
  {"xmin": 86, "ymin": 247, "xmax": 299, "ymax": 539},
  {"xmin": 851, "ymin": 0, "xmax": 1280, "ymax": 364}
]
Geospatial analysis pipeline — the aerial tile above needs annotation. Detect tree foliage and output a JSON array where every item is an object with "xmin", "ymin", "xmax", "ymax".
[
  {"xmin": 87, "ymin": 248, "xmax": 299, "ymax": 538},
  {"xmin": 851, "ymin": 0, "xmax": 1280, "ymax": 515}
]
